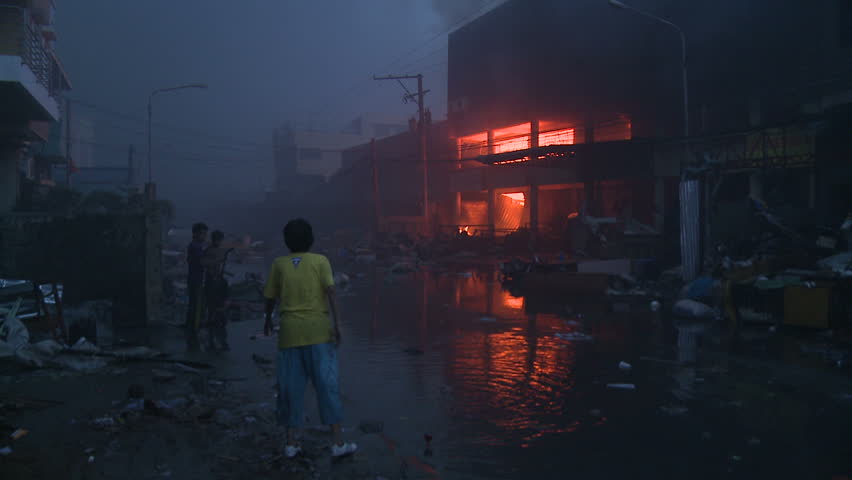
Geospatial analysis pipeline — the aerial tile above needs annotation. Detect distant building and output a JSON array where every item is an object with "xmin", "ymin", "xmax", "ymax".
[
  {"xmin": 0, "ymin": 0, "xmax": 71, "ymax": 212},
  {"xmin": 271, "ymin": 113, "xmax": 407, "ymax": 195}
]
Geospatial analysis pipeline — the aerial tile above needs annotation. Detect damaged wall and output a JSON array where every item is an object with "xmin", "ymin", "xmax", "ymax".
[{"xmin": 0, "ymin": 210, "xmax": 161, "ymax": 326}]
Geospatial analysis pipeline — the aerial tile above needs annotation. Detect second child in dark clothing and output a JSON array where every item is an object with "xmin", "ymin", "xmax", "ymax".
[
  {"xmin": 202, "ymin": 230, "xmax": 231, "ymax": 351},
  {"xmin": 186, "ymin": 222, "xmax": 209, "ymax": 349}
]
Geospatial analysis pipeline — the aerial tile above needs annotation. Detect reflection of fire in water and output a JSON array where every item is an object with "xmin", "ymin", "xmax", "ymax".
[
  {"xmin": 567, "ymin": 211, "xmax": 579, "ymax": 219},
  {"xmin": 501, "ymin": 192, "xmax": 526, "ymax": 206},
  {"xmin": 501, "ymin": 292, "xmax": 524, "ymax": 311}
]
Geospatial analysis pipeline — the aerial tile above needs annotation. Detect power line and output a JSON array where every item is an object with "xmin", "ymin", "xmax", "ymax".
[
  {"xmin": 312, "ymin": 0, "xmax": 504, "ymax": 121},
  {"xmin": 68, "ymin": 97, "xmax": 275, "ymax": 150}
]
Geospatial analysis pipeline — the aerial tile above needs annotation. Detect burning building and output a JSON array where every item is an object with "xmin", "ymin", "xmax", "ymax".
[{"xmin": 329, "ymin": 0, "xmax": 851, "ymax": 263}]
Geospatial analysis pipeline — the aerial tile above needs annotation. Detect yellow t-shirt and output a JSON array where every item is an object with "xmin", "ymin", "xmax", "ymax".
[{"xmin": 263, "ymin": 252, "xmax": 335, "ymax": 349}]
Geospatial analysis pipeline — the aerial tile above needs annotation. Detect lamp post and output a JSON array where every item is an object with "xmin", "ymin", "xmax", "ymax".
[
  {"xmin": 608, "ymin": 0, "xmax": 688, "ymax": 138},
  {"xmin": 146, "ymin": 83, "xmax": 208, "ymax": 199},
  {"xmin": 609, "ymin": 1, "xmax": 699, "ymax": 281}
]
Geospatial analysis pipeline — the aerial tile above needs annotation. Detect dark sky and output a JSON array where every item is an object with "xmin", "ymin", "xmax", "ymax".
[{"xmin": 55, "ymin": 0, "xmax": 498, "ymax": 223}]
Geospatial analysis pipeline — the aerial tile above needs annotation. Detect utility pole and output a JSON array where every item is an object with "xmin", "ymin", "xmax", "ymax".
[
  {"xmin": 373, "ymin": 74, "xmax": 430, "ymax": 234},
  {"xmin": 128, "ymin": 145, "xmax": 135, "ymax": 185},
  {"xmin": 65, "ymin": 98, "xmax": 72, "ymax": 187},
  {"xmin": 370, "ymin": 138, "xmax": 380, "ymax": 236}
]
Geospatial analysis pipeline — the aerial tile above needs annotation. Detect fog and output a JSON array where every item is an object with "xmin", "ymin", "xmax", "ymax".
[{"xmin": 55, "ymin": 0, "xmax": 500, "ymax": 225}]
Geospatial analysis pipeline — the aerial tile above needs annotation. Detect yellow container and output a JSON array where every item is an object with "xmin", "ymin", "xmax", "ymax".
[{"xmin": 783, "ymin": 284, "xmax": 833, "ymax": 328}]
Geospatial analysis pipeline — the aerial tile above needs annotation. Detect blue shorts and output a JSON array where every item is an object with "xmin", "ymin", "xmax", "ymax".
[{"xmin": 276, "ymin": 342, "xmax": 344, "ymax": 427}]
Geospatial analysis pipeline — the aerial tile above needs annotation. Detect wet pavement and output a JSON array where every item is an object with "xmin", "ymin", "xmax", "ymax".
[{"xmin": 3, "ymin": 261, "xmax": 852, "ymax": 479}]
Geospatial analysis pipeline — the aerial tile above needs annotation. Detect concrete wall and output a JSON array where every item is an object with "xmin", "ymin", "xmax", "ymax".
[{"xmin": 0, "ymin": 146, "xmax": 19, "ymax": 213}]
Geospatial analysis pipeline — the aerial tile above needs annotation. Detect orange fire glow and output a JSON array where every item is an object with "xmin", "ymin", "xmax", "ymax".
[
  {"xmin": 494, "ymin": 157, "xmax": 529, "ymax": 165},
  {"xmin": 539, "ymin": 128, "xmax": 575, "ymax": 147},
  {"xmin": 458, "ymin": 225, "xmax": 470, "ymax": 234},
  {"xmin": 501, "ymin": 192, "xmax": 526, "ymax": 206},
  {"xmin": 567, "ymin": 212, "xmax": 579, "ymax": 219}
]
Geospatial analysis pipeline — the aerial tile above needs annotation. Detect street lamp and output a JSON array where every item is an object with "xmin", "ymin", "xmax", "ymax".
[
  {"xmin": 146, "ymin": 83, "xmax": 208, "ymax": 197},
  {"xmin": 609, "ymin": 1, "xmax": 699, "ymax": 281},
  {"xmin": 608, "ymin": 0, "xmax": 688, "ymax": 138}
]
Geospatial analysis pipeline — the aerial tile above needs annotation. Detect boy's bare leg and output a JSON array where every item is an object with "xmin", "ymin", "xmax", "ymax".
[{"xmin": 331, "ymin": 424, "xmax": 343, "ymax": 446}]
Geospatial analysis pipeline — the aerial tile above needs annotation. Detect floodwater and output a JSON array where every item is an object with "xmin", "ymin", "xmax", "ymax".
[
  {"xmin": 6, "ymin": 261, "xmax": 851, "ymax": 479},
  {"xmin": 331, "ymin": 266, "xmax": 852, "ymax": 479}
]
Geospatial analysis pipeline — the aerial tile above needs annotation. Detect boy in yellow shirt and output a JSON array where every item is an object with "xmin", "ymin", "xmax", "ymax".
[{"xmin": 263, "ymin": 218, "xmax": 356, "ymax": 458}]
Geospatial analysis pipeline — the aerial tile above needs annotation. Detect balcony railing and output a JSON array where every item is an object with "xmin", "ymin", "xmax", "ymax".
[{"xmin": 0, "ymin": 4, "xmax": 68, "ymax": 99}]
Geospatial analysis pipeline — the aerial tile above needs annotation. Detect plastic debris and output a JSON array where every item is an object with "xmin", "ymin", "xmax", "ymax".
[
  {"xmin": 673, "ymin": 299, "xmax": 716, "ymax": 319},
  {"xmin": 659, "ymin": 405, "xmax": 689, "ymax": 416},
  {"xmin": 128, "ymin": 384, "xmax": 145, "ymax": 399},
  {"xmin": 70, "ymin": 337, "xmax": 101, "ymax": 354},
  {"xmin": 359, "ymin": 420, "xmax": 384, "ymax": 434},
  {"xmin": 9, "ymin": 428, "xmax": 28, "ymax": 440},
  {"xmin": 0, "ymin": 298, "xmax": 29, "ymax": 350},
  {"xmin": 0, "ymin": 446, "xmax": 11, "ymax": 456},
  {"xmin": 251, "ymin": 353, "xmax": 272, "ymax": 365},
  {"xmin": 618, "ymin": 361, "xmax": 632, "ymax": 371},
  {"xmin": 152, "ymin": 369, "xmax": 177, "ymax": 383},
  {"xmin": 555, "ymin": 332, "xmax": 593, "ymax": 342},
  {"xmin": 650, "ymin": 300, "xmax": 661, "ymax": 312},
  {"xmin": 33, "ymin": 339, "xmax": 65, "ymax": 356},
  {"xmin": 748, "ymin": 437, "xmax": 761, "ymax": 447},
  {"xmin": 88, "ymin": 455, "xmax": 95, "ymax": 463},
  {"xmin": 390, "ymin": 263, "xmax": 416, "ymax": 274},
  {"xmin": 91, "ymin": 416, "xmax": 116, "ymax": 429},
  {"xmin": 607, "ymin": 383, "xmax": 636, "ymax": 390}
]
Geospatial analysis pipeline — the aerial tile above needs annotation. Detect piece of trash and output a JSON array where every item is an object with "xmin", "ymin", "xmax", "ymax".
[
  {"xmin": 673, "ymin": 299, "xmax": 716, "ymax": 319},
  {"xmin": 91, "ymin": 416, "xmax": 116, "ymax": 429},
  {"xmin": 390, "ymin": 263, "xmax": 416, "ymax": 274},
  {"xmin": 9, "ymin": 428, "xmax": 28, "ymax": 440},
  {"xmin": 244, "ymin": 416, "xmax": 257, "ymax": 423},
  {"xmin": 88, "ymin": 455, "xmax": 95, "ymax": 463},
  {"xmin": 84, "ymin": 447, "xmax": 96, "ymax": 455},
  {"xmin": 252, "ymin": 353, "xmax": 272, "ymax": 365},
  {"xmin": 650, "ymin": 300, "xmax": 662, "ymax": 312},
  {"xmin": 731, "ymin": 455, "xmax": 742, "ymax": 461},
  {"xmin": 0, "ymin": 446, "xmax": 11, "ymax": 456},
  {"xmin": 152, "ymin": 369, "xmax": 177, "ymax": 383},
  {"xmin": 768, "ymin": 325, "xmax": 777, "ymax": 333},
  {"xmin": 589, "ymin": 409, "xmax": 603, "ymax": 418},
  {"xmin": 607, "ymin": 383, "xmax": 636, "ymax": 390},
  {"xmin": 70, "ymin": 337, "xmax": 100, "ymax": 354},
  {"xmin": 358, "ymin": 420, "xmax": 384, "ymax": 434},
  {"xmin": 127, "ymin": 384, "xmax": 145, "ymax": 400},
  {"xmin": 748, "ymin": 437, "xmax": 761, "ymax": 447},
  {"xmin": 618, "ymin": 361, "xmax": 632, "ymax": 371},
  {"xmin": 478, "ymin": 316, "xmax": 497, "ymax": 323},
  {"xmin": 555, "ymin": 332, "xmax": 593, "ymax": 342},
  {"xmin": 565, "ymin": 320, "xmax": 581, "ymax": 327},
  {"xmin": 659, "ymin": 405, "xmax": 689, "ymax": 416}
]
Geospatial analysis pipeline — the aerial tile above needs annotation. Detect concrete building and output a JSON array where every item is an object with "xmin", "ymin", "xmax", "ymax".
[
  {"xmin": 0, "ymin": 0, "xmax": 71, "ymax": 212},
  {"xmin": 272, "ymin": 113, "xmax": 407, "ymax": 194}
]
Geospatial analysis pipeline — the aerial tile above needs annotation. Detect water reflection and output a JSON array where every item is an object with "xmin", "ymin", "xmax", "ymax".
[{"xmin": 347, "ymin": 267, "xmax": 652, "ymax": 477}]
